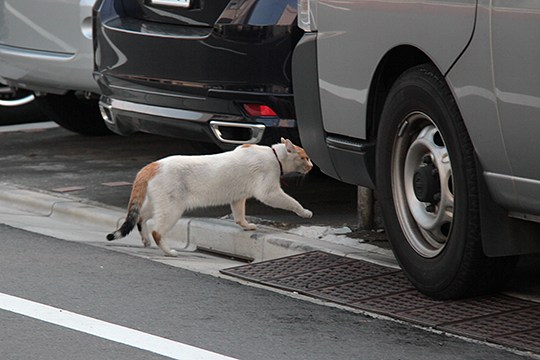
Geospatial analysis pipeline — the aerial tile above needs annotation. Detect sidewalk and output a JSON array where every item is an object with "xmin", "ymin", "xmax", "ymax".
[{"xmin": 0, "ymin": 182, "xmax": 397, "ymax": 268}]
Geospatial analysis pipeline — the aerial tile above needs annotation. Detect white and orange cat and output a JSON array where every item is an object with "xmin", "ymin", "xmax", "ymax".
[{"xmin": 107, "ymin": 138, "xmax": 313, "ymax": 256}]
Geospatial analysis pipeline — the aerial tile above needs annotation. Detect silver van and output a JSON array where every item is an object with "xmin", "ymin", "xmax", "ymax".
[{"xmin": 293, "ymin": 1, "xmax": 540, "ymax": 299}]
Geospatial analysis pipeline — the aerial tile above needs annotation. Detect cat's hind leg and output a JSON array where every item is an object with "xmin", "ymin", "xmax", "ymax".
[
  {"xmin": 138, "ymin": 201, "xmax": 154, "ymax": 248},
  {"xmin": 150, "ymin": 207, "xmax": 185, "ymax": 257},
  {"xmin": 151, "ymin": 230, "xmax": 177, "ymax": 257},
  {"xmin": 137, "ymin": 220, "xmax": 152, "ymax": 248},
  {"xmin": 231, "ymin": 198, "xmax": 257, "ymax": 230}
]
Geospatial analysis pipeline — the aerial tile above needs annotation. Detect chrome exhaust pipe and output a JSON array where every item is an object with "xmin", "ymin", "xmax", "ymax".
[
  {"xmin": 0, "ymin": 86, "xmax": 35, "ymax": 106},
  {"xmin": 209, "ymin": 121, "xmax": 265, "ymax": 145},
  {"xmin": 98, "ymin": 100, "xmax": 114, "ymax": 124}
]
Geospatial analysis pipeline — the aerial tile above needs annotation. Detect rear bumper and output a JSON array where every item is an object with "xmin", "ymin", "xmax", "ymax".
[{"xmin": 99, "ymin": 95, "xmax": 298, "ymax": 150}]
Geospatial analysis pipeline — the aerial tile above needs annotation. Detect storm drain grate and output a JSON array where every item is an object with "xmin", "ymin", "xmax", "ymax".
[
  {"xmin": 266, "ymin": 260, "xmax": 399, "ymax": 292},
  {"xmin": 309, "ymin": 272, "xmax": 414, "ymax": 304},
  {"xmin": 396, "ymin": 294, "xmax": 534, "ymax": 326},
  {"xmin": 441, "ymin": 306, "xmax": 540, "ymax": 339},
  {"xmin": 221, "ymin": 251, "xmax": 540, "ymax": 354},
  {"xmin": 352, "ymin": 290, "xmax": 442, "ymax": 315},
  {"xmin": 224, "ymin": 251, "xmax": 357, "ymax": 283}
]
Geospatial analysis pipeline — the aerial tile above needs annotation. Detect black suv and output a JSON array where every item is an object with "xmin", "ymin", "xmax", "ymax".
[{"xmin": 93, "ymin": 0, "xmax": 301, "ymax": 150}]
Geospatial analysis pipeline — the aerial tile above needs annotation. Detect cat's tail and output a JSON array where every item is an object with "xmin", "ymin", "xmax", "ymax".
[
  {"xmin": 106, "ymin": 162, "xmax": 158, "ymax": 241},
  {"xmin": 106, "ymin": 203, "xmax": 139, "ymax": 241}
]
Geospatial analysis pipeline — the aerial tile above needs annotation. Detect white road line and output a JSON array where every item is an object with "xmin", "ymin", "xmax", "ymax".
[{"xmin": 0, "ymin": 293, "xmax": 237, "ymax": 360}]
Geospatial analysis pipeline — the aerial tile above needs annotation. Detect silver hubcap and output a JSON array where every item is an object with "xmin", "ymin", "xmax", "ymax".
[{"xmin": 392, "ymin": 112, "xmax": 454, "ymax": 258}]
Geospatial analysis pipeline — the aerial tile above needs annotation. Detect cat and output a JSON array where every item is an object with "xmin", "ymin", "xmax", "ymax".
[{"xmin": 106, "ymin": 138, "xmax": 313, "ymax": 256}]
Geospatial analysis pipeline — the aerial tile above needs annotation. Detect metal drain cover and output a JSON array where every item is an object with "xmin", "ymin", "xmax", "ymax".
[{"xmin": 221, "ymin": 251, "xmax": 540, "ymax": 354}]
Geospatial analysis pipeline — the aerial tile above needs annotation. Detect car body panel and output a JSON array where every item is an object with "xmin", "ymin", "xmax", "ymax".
[
  {"xmin": 316, "ymin": 0, "xmax": 477, "ymax": 139},
  {"xmin": 447, "ymin": 0, "xmax": 540, "ymax": 215},
  {"xmin": 0, "ymin": 0, "xmax": 98, "ymax": 94},
  {"xmin": 491, "ymin": 0, "xmax": 540, "ymax": 213},
  {"xmin": 445, "ymin": 2, "xmax": 514, "ymax": 209},
  {"xmin": 94, "ymin": 0, "xmax": 301, "ymax": 149}
]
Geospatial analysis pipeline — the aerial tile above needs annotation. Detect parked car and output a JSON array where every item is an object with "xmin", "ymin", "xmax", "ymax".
[
  {"xmin": 0, "ymin": 0, "xmax": 109, "ymax": 135},
  {"xmin": 93, "ymin": 0, "xmax": 301, "ymax": 150},
  {"xmin": 293, "ymin": 1, "xmax": 540, "ymax": 299}
]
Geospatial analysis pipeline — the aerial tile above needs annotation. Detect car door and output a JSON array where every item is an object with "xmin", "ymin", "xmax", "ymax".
[{"xmin": 490, "ymin": 0, "xmax": 540, "ymax": 213}]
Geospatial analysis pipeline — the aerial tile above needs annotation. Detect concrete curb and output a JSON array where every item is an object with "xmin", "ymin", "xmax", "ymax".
[{"xmin": 0, "ymin": 182, "xmax": 397, "ymax": 267}]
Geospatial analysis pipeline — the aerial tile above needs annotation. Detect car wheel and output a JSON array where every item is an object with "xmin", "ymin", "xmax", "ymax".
[
  {"xmin": 35, "ymin": 92, "xmax": 112, "ymax": 136},
  {"xmin": 376, "ymin": 64, "xmax": 517, "ymax": 300}
]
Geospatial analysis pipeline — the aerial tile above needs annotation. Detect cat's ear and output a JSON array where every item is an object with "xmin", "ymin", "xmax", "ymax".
[{"xmin": 282, "ymin": 138, "xmax": 295, "ymax": 153}]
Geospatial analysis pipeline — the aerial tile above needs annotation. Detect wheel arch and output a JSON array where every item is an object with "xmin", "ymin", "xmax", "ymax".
[{"xmin": 366, "ymin": 46, "xmax": 432, "ymax": 142}]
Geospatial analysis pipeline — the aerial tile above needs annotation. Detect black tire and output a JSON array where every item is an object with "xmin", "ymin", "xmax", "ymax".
[
  {"xmin": 376, "ymin": 64, "xmax": 517, "ymax": 300},
  {"xmin": 35, "ymin": 92, "xmax": 112, "ymax": 136}
]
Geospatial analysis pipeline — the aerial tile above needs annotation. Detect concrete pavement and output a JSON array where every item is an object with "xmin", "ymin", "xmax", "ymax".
[{"xmin": 0, "ymin": 182, "xmax": 397, "ymax": 268}]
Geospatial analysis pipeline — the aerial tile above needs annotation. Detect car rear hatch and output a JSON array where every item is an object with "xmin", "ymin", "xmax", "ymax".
[{"xmin": 121, "ymin": 0, "xmax": 230, "ymax": 27}]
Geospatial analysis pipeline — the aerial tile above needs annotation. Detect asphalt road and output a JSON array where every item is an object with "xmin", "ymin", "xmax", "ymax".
[{"xmin": 0, "ymin": 225, "xmax": 528, "ymax": 360}]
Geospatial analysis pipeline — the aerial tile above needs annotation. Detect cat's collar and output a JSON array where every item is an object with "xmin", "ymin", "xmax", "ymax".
[{"xmin": 272, "ymin": 147, "xmax": 284, "ymax": 176}]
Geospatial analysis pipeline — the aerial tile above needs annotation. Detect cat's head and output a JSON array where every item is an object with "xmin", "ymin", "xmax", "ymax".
[{"xmin": 280, "ymin": 138, "xmax": 313, "ymax": 175}]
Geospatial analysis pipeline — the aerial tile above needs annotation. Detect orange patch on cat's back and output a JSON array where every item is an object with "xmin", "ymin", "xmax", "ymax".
[
  {"xmin": 128, "ymin": 161, "xmax": 160, "ymax": 207},
  {"xmin": 241, "ymin": 144, "xmax": 252, "ymax": 148},
  {"xmin": 139, "ymin": 161, "xmax": 160, "ymax": 181}
]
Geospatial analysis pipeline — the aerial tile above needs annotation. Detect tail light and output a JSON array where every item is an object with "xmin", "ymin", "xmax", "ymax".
[{"xmin": 243, "ymin": 104, "xmax": 278, "ymax": 117}]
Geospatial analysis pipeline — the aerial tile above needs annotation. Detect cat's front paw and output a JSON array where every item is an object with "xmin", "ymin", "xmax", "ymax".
[
  {"xmin": 298, "ymin": 209, "xmax": 313, "ymax": 219},
  {"xmin": 243, "ymin": 223, "xmax": 257, "ymax": 231},
  {"xmin": 237, "ymin": 221, "xmax": 257, "ymax": 231}
]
